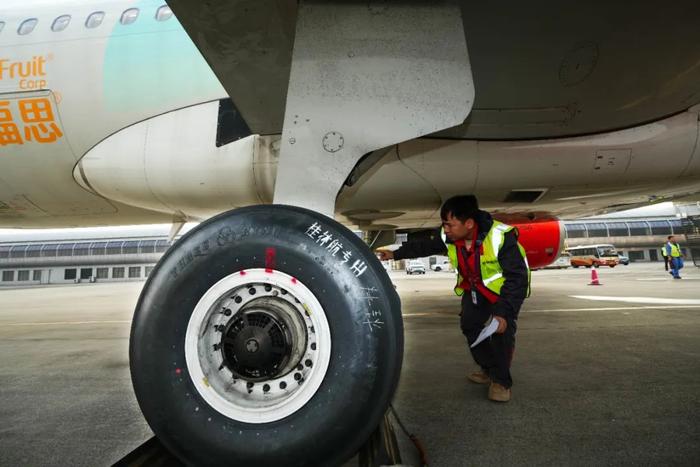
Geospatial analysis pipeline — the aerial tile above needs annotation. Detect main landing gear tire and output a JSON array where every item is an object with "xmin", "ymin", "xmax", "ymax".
[{"xmin": 129, "ymin": 205, "xmax": 403, "ymax": 467}]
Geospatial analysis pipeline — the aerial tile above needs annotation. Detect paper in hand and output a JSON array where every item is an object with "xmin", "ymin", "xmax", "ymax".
[{"xmin": 470, "ymin": 317, "xmax": 499, "ymax": 348}]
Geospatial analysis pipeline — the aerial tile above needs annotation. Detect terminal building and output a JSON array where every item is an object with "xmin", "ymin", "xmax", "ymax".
[
  {"xmin": 0, "ymin": 226, "xmax": 178, "ymax": 287},
  {"xmin": 1, "ymin": 204, "xmax": 699, "ymax": 286}
]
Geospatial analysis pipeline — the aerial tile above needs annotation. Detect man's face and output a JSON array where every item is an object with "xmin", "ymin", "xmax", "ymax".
[{"xmin": 442, "ymin": 213, "xmax": 475, "ymax": 241}]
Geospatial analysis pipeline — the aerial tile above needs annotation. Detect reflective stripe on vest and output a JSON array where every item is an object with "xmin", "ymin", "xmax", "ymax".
[{"xmin": 441, "ymin": 220, "xmax": 531, "ymax": 298}]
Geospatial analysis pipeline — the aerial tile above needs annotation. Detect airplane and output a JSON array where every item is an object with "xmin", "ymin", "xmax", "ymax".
[{"xmin": 1, "ymin": 0, "xmax": 699, "ymax": 465}]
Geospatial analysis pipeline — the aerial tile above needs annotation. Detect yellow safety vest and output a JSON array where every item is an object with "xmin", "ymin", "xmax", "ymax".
[
  {"xmin": 669, "ymin": 242, "xmax": 681, "ymax": 258},
  {"xmin": 660, "ymin": 247, "xmax": 667, "ymax": 257},
  {"xmin": 441, "ymin": 221, "xmax": 531, "ymax": 298}
]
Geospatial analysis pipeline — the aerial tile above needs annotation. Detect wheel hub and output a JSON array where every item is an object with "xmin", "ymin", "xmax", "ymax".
[
  {"xmin": 185, "ymin": 269, "xmax": 331, "ymax": 423},
  {"xmin": 222, "ymin": 307, "xmax": 295, "ymax": 381}
]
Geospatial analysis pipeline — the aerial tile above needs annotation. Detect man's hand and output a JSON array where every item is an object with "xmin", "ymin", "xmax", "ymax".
[
  {"xmin": 376, "ymin": 249, "xmax": 394, "ymax": 261},
  {"xmin": 493, "ymin": 316, "xmax": 507, "ymax": 334}
]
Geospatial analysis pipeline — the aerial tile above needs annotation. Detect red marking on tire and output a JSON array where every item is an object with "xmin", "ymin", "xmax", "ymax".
[
  {"xmin": 265, "ymin": 247, "xmax": 276, "ymax": 273},
  {"xmin": 291, "ymin": 277, "xmax": 298, "ymax": 285},
  {"xmin": 240, "ymin": 270, "xmax": 247, "ymax": 276},
  {"xmin": 175, "ymin": 368, "xmax": 182, "ymax": 375}
]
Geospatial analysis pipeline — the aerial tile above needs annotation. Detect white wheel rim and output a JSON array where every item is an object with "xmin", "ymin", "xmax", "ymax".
[{"xmin": 184, "ymin": 269, "xmax": 332, "ymax": 423}]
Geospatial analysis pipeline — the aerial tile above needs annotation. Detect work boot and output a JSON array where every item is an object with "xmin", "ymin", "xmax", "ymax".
[
  {"xmin": 467, "ymin": 371, "xmax": 491, "ymax": 384},
  {"xmin": 488, "ymin": 382, "xmax": 511, "ymax": 402}
]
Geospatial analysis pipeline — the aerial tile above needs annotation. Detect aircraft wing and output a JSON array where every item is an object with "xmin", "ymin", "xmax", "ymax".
[
  {"xmin": 167, "ymin": 0, "xmax": 700, "ymax": 140},
  {"xmin": 166, "ymin": 0, "xmax": 296, "ymax": 135}
]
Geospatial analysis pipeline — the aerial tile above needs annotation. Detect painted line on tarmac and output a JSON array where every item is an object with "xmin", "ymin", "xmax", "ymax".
[
  {"xmin": 570, "ymin": 295, "xmax": 700, "ymax": 305},
  {"xmin": 3, "ymin": 320, "xmax": 131, "ymax": 327},
  {"xmin": 524, "ymin": 305, "xmax": 700, "ymax": 313}
]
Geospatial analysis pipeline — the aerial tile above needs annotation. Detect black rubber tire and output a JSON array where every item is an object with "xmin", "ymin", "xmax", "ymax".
[
  {"xmin": 435, "ymin": 266, "xmax": 441, "ymax": 272},
  {"xmin": 129, "ymin": 205, "xmax": 403, "ymax": 467}
]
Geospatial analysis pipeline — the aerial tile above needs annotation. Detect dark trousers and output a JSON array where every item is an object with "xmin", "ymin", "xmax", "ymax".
[
  {"xmin": 460, "ymin": 294, "xmax": 518, "ymax": 388},
  {"xmin": 663, "ymin": 256, "xmax": 669, "ymax": 271}
]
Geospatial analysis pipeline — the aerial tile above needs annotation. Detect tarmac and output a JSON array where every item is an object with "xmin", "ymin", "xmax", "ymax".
[{"xmin": 1, "ymin": 263, "xmax": 699, "ymax": 466}]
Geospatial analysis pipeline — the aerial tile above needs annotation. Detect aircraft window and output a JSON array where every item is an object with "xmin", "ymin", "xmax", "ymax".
[
  {"xmin": 120, "ymin": 8, "xmax": 140, "ymax": 25},
  {"xmin": 156, "ymin": 5, "xmax": 173, "ymax": 22},
  {"xmin": 85, "ymin": 11, "xmax": 105, "ymax": 29},
  {"xmin": 18, "ymin": 18, "xmax": 38, "ymax": 35},
  {"xmin": 52, "ymin": 15, "xmax": 71, "ymax": 32},
  {"xmin": 0, "ymin": 22, "xmax": 5, "ymax": 34}
]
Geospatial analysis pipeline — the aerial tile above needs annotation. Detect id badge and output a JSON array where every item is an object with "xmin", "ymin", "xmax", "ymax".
[{"xmin": 471, "ymin": 289, "xmax": 478, "ymax": 305}]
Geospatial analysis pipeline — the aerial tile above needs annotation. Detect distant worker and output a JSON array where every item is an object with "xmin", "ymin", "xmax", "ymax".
[
  {"xmin": 666, "ymin": 235, "xmax": 684, "ymax": 279},
  {"xmin": 661, "ymin": 244, "xmax": 669, "ymax": 271},
  {"xmin": 376, "ymin": 195, "xmax": 530, "ymax": 402}
]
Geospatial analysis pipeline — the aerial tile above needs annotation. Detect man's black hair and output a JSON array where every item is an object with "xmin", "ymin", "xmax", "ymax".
[
  {"xmin": 440, "ymin": 195, "xmax": 479, "ymax": 222},
  {"xmin": 668, "ymin": 235, "xmax": 673, "ymax": 240}
]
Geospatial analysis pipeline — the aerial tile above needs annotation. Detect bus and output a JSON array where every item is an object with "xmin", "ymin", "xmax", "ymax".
[{"xmin": 566, "ymin": 244, "xmax": 620, "ymax": 268}]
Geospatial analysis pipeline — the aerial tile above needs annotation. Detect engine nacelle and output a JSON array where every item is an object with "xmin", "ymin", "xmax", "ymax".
[
  {"xmin": 74, "ymin": 101, "xmax": 279, "ymax": 221},
  {"xmin": 508, "ymin": 218, "xmax": 565, "ymax": 269}
]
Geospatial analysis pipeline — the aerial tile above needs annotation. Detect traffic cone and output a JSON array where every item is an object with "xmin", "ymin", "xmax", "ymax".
[{"xmin": 589, "ymin": 268, "xmax": 602, "ymax": 286}]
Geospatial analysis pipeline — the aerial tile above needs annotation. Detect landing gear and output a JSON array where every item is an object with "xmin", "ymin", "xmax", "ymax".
[{"xmin": 130, "ymin": 206, "xmax": 402, "ymax": 466}]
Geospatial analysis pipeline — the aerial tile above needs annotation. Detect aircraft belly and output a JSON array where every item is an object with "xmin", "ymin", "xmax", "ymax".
[{"xmin": 338, "ymin": 109, "xmax": 700, "ymax": 227}]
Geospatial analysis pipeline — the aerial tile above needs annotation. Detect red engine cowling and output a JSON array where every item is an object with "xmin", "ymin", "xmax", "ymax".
[{"xmin": 507, "ymin": 219, "xmax": 565, "ymax": 269}]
